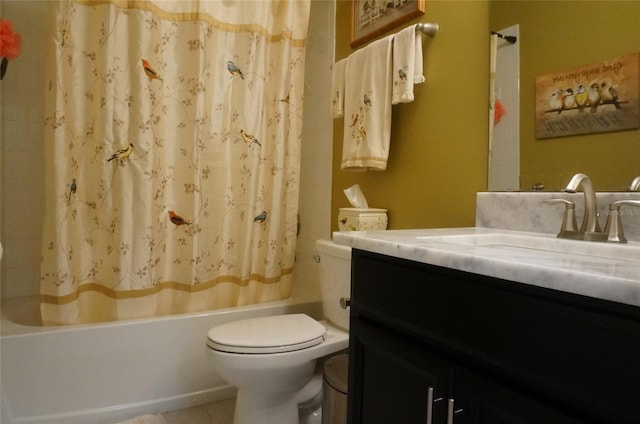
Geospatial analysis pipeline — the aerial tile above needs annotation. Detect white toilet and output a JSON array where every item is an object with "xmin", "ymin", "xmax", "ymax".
[{"xmin": 206, "ymin": 239, "xmax": 351, "ymax": 424}]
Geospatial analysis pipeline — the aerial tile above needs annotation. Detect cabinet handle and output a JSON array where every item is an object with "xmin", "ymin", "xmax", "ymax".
[
  {"xmin": 446, "ymin": 398, "xmax": 463, "ymax": 424},
  {"xmin": 426, "ymin": 387, "xmax": 434, "ymax": 424},
  {"xmin": 426, "ymin": 387, "xmax": 443, "ymax": 424}
]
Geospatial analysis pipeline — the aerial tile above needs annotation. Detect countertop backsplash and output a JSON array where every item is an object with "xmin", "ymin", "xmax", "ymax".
[{"xmin": 476, "ymin": 192, "xmax": 640, "ymax": 243}]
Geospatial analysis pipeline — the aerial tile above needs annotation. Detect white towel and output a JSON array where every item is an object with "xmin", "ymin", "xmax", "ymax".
[
  {"xmin": 331, "ymin": 58, "xmax": 347, "ymax": 118},
  {"xmin": 392, "ymin": 24, "xmax": 425, "ymax": 104},
  {"xmin": 341, "ymin": 36, "xmax": 393, "ymax": 171}
]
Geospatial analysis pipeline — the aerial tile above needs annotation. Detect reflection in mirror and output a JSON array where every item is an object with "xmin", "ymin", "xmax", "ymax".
[
  {"xmin": 488, "ymin": 25, "xmax": 519, "ymax": 191},
  {"xmin": 489, "ymin": 1, "xmax": 640, "ymax": 191}
]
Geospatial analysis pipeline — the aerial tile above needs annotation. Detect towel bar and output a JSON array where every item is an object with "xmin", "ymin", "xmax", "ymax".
[{"xmin": 416, "ymin": 22, "xmax": 439, "ymax": 37}]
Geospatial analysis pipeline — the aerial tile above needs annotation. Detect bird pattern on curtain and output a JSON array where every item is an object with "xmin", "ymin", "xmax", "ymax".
[{"xmin": 40, "ymin": 0, "xmax": 309, "ymax": 325}]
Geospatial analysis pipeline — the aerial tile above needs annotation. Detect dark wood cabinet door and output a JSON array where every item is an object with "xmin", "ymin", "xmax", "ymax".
[
  {"xmin": 349, "ymin": 249, "xmax": 640, "ymax": 424},
  {"xmin": 348, "ymin": 319, "xmax": 451, "ymax": 424},
  {"xmin": 452, "ymin": 367, "xmax": 588, "ymax": 424}
]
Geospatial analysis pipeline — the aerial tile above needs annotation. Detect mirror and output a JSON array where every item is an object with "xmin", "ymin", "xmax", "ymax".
[{"xmin": 489, "ymin": 1, "xmax": 640, "ymax": 191}]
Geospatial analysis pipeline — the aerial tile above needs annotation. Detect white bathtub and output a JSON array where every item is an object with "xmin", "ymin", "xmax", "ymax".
[{"xmin": 1, "ymin": 293, "xmax": 322, "ymax": 424}]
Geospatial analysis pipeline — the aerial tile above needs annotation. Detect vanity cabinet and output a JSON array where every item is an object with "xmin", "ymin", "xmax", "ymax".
[{"xmin": 347, "ymin": 249, "xmax": 640, "ymax": 424}]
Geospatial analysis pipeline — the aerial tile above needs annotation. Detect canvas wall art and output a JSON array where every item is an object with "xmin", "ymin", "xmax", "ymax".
[{"xmin": 535, "ymin": 53, "xmax": 639, "ymax": 139}]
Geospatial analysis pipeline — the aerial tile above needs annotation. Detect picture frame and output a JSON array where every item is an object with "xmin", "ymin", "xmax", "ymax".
[
  {"xmin": 535, "ymin": 53, "xmax": 639, "ymax": 139},
  {"xmin": 351, "ymin": 0, "xmax": 425, "ymax": 48}
]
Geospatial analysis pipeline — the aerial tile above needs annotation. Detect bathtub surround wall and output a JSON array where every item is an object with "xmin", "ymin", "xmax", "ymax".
[
  {"xmin": 296, "ymin": 0, "xmax": 336, "ymax": 301},
  {"xmin": 0, "ymin": 1, "xmax": 47, "ymax": 299},
  {"xmin": 476, "ymin": 192, "xmax": 640, "ymax": 242}
]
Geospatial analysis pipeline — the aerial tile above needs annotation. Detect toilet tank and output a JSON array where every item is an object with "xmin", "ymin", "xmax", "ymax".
[{"xmin": 315, "ymin": 239, "xmax": 352, "ymax": 331}]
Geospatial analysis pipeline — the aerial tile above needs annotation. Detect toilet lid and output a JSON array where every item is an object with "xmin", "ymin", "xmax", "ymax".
[{"xmin": 207, "ymin": 314, "xmax": 327, "ymax": 354}]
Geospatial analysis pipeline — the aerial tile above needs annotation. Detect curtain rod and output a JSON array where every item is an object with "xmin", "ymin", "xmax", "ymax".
[{"xmin": 491, "ymin": 31, "xmax": 517, "ymax": 44}]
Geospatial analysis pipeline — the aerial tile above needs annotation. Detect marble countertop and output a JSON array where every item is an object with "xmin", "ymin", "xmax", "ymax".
[{"xmin": 333, "ymin": 227, "xmax": 640, "ymax": 308}]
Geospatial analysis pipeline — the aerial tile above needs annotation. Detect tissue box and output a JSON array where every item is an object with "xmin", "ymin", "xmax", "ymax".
[{"xmin": 338, "ymin": 208, "xmax": 388, "ymax": 231}]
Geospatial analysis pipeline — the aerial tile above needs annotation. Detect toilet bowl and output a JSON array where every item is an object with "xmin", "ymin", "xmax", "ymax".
[{"xmin": 206, "ymin": 239, "xmax": 351, "ymax": 424}]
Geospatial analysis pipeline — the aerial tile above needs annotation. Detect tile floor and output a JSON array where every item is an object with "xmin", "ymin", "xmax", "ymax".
[
  {"xmin": 162, "ymin": 398, "xmax": 235, "ymax": 424},
  {"xmin": 157, "ymin": 393, "xmax": 324, "ymax": 424}
]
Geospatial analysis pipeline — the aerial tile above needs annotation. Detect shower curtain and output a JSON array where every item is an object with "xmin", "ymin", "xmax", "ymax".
[{"xmin": 41, "ymin": 0, "xmax": 310, "ymax": 325}]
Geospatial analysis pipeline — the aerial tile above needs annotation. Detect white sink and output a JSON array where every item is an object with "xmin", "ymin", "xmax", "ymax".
[{"xmin": 416, "ymin": 233, "xmax": 640, "ymax": 263}]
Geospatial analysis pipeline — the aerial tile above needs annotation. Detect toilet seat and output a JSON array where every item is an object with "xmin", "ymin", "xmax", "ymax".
[{"xmin": 207, "ymin": 314, "xmax": 327, "ymax": 354}]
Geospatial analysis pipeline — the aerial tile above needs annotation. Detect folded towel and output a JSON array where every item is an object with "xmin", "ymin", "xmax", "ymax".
[
  {"xmin": 331, "ymin": 58, "xmax": 347, "ymax": 118},
  {"xmin": 392, "ymin": 24, "xmax": 425, "ymax": 104},
  {"xmin": 341, "ymin": 36, "xmax": 393, "ymax": 171}
]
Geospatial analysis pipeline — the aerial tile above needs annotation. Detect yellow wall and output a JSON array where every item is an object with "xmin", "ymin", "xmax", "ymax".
[
  {"xmin": 491, "ymin": 1, "xmax": 640, "ymax": 191},
  {"xmin": 332, "ymin": 0, "xmax": 490, "ymax": 231}
]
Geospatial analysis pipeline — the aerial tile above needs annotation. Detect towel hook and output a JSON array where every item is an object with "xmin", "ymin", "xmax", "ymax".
[{"xmin": 416, "ymin": 22, "xmax": 439, "ymax": 37}]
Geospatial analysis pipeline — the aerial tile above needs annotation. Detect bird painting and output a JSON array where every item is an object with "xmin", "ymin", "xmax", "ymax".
[
  {"xmin": 599, "ymin": 82, "xmax": 613, "ymax": 103},
  {"xmin": 587, "ymin": 83, "xmax": 601, "ymax": 113},
  {"xmin": 168, "ymin": 211, "xmax": 191, "ymax": 226},
  {"xmin": 240, "ymin": 129, "xmax": 261, "ymax": 147},
  {"xmin": 561, "ymin": 88, "xmax": 576, "ymax": 110},
  {"xmin": 227, "ymin": 61, "xmax": 245, "ymax": 79},
  {"xmin": 363, "ymin": 94, "xmax": 372, "ymax": 107},
  {"xmin": 398, "ymin": 69, "xmax": 407, "ymax": 81},
  {"xmin": 608, "ymin": 85, "xmax": 622, "ymax": 110},
  {"xmin": 599, "ymin": 82, "xmax": 622, "ymax": 110},
  {"xmin": 549, "ymin": 89, "xmax": 563, "ymax": 112},
  {"xmin": 107, "ymin": 143, "xmax": 133, "ymax": 162},
  {"xmin": 254, "ymin": 211, "xmax": 267, "ymax": 223},
  {"xmin": 141, "ymin": 59, "xmax": 163, "ymax": 81},
  {"xmin": 574, "ymin": 85, "xmax": 588, "ymax": 111}
]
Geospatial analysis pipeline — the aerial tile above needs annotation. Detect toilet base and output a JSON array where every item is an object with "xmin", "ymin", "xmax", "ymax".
[
  {"xmin": 234, "ymin": 390, "xmax": 299, "ymax": 424},
  {"xmin": 233, "ymin": 371, "xmax": 323, "ymax": 424},
  {"xmin": 298, "ymin": 378, "xmax": 323, "ymax": 424}
]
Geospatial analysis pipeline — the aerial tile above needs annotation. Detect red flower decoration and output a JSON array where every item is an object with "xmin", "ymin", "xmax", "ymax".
[
  {"xmin": 0, "ymin": 19, "xmax": 22, "ymax": 60},
  {"xmin": 493, "ymin": 99, "xmax": 506, "ymax": 125}
]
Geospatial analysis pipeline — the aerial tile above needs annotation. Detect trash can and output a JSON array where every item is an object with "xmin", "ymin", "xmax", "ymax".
[{"xmin": 322, "ymin": 354, "xmax": 349, "ymax": 424}]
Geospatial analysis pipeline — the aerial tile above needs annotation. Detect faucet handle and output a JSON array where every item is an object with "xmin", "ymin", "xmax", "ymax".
[
  {"xmin": 603, "ymin": 200, "xmax": 640, "ymax": 243},
  {"xmin": 544, "ymin": 198, "xmax": 579, "ymax": 236}
]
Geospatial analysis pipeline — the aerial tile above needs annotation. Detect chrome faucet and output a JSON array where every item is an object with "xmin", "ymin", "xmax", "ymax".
[
  {"xmin": 547, "ymin": 173, "xmax": 639, "ymax": 243},
  {"xmin": 630, "ymin": 176, "xmax": 640, "ymax": 191},
  {"xmin": 563, "ymin": 173, "xmax": 601, "ymax": 233}
]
